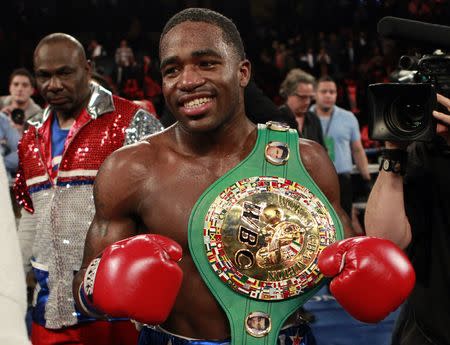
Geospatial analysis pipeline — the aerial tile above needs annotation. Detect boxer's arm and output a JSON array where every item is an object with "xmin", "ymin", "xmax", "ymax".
[
  {"xmin": 73, "ymin": 151, "xmax": 139, "ymax": 315},
  {"xmin": 299, "ymin": 139, "xmax": 358, "ymax": 237}
]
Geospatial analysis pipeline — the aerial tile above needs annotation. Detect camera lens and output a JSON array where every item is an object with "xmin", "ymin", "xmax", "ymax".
[
  {"xmin": 397, "ymin": 103, "xmax": 424, "ymax": 129},
  {"xmin": 369, "ymin": 82, "xmax": 436, "ymax": 142},
  {"xmin": 386, "ymin": 97, "xmax": 427, "ymax": 136},
  {"xmin": 11, "ymin": 108, "xmax": 25, "ymax": 125}
]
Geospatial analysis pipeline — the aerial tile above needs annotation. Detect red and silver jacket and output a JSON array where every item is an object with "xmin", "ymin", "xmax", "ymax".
[{"xmin": 14, "ymin": 83, "xmax": 163, "ymax": 329}]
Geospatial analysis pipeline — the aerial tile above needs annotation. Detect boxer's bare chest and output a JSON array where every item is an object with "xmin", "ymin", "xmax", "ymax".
[{"xmin": 136, "ymin": 151, "xmax": 244, "ymax": 250}]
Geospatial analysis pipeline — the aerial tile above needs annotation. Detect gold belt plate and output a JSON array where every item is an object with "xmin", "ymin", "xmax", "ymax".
[{"xmin": 203, "ymin": 176, "xmax": 337, "ymax": 301}]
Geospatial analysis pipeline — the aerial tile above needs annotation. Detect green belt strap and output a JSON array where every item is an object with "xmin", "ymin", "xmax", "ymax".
[{"xmin": 188, "ymin": 123, "xmax": 343, "ymax": 345}]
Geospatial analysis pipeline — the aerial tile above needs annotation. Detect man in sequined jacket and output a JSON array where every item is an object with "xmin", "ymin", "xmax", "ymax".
[{"xmin": 14, "ymin": 33, "xmax": 163, "ymax": 345}]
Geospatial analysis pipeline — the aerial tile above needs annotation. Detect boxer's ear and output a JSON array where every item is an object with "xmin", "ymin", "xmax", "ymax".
[{"xmin": 238, "ymin": 59, "xmax": 251, "ymax": 88}]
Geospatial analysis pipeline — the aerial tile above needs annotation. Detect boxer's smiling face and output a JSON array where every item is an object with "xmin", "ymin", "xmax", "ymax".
[{"xmin": 160, "ymin": 21, "xmax": 250, "ymax": 133}]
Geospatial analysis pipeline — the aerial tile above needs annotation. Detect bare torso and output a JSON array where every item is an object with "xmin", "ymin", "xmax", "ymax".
[
  {"xmin": 76, "ymin": 119, "xmax": 351, "ymax": 339},
  {"xmin": 129, "ymin": 124, "xmax": 257, "ymax": 338}
]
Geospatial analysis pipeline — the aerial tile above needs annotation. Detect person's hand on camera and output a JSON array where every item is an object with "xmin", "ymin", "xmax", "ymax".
[
  {"xmin": 0, "ymin": 109, "xmax": 18, "ymax": 130},
  {"xmin": 1, "ymin": 105, "xmax": 13, "ymax": 115},
  {"xmin": 433, "ymin": 93, "xmax": 450, "ymax": 126}
]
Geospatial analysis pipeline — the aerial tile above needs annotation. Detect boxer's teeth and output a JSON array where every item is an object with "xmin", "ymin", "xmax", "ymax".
[{"xmin": 184, "ymin": 97, "xmax": 211, "ymax": 109}]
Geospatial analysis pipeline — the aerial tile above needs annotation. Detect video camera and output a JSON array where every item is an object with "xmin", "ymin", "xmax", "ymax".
[{"xmin": 368, "ymin": 17, "xmax": 450, "ymax": 142}]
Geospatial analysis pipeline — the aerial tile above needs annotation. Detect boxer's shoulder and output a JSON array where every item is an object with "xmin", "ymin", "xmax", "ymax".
[
  {"xmin": 298, "ymin": 138, "xmax": 329, "ymax": 170},
  {"xmin": 105, "ymin": 128, "xmax": 170, "ymax": 164},
  {"xmin": 96, "ymin": 131, "xmax": 175, "ymax": 191},
  {"xmin": 299, "ymin": 137, "xmax": 327, "ymax": 156}
]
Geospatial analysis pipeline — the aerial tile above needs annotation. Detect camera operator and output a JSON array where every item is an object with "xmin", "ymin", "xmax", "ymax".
[
  {"xmin": 0, "ymin": 68, "xmax": 43, "ymax": 135},
  {"xmin": 365, "ymin": 92, "xmax": 450, "ymax": 345}
]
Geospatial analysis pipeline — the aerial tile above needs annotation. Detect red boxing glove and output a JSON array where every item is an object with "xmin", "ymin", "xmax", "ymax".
[
  {"xmin": 318, "ymin": 236, "xmax": 415, "ymax": 323},
  {"xmin": 80, "ymin": 234, "xmax": 183, "ymax": 325}
]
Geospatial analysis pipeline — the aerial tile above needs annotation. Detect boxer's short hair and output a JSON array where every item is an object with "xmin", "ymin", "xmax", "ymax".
[{"xmin": 160, "ymin": 8, "xmax": 246, "ymax": 60}]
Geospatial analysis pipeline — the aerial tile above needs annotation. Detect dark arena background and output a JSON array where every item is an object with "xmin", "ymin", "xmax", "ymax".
[{"xmin": 2, "ymin": 1, "xmax": 449, "ymax": 344}]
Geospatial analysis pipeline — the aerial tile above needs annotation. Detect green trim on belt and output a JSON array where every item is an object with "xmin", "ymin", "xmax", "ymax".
[{"xmin": 188, "ymin": 123, "xmax": 343, "ymax": 345}]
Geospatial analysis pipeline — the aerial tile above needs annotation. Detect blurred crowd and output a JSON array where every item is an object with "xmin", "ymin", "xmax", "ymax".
[
  {"xmin": 1, "ymin": 1, "xmax": 447, "ymax": 169},
  {"xmin": 0, "ymin": 0, "xmax": 447, "ymax": 212}
]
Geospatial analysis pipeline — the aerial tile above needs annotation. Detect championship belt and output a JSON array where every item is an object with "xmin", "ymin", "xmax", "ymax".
[{"xmin": 188, "ymin": 122, "xmax": 343, "ymax": 345}]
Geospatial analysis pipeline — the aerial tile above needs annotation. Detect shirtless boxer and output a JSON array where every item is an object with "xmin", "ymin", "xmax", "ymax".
[{"xmin": 73, "ymin": 8, "xmax": 414, "ymax": 345}]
